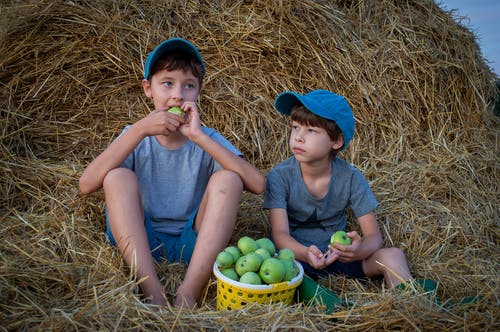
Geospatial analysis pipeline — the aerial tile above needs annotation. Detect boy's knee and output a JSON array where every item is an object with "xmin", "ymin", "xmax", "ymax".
[
  {"xmin": 209, "ymin": 170, "xmax": 243, "ymax": 192},
  {"xmin": 103, "ymin": 168, "xmax": 137, "ymax": 189},
  {"xmin": 378, "ymin": 247, "xmax": 407, "ymax": 262}
]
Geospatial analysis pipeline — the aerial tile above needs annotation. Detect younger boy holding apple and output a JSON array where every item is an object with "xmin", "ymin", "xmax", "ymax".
[
  {"xmin": 263, "ymin": 89, "xmax": 412, "ymax": 288},
  {"xmin": 79, "ymin": 38, "xmax": 265, "ymax": 308}
]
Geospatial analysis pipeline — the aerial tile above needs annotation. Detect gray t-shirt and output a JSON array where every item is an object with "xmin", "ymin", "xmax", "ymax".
[
  {"xmin": 263, "ymin": 156, "xmax": 378, "ymax": 251},
  {"xmin": 118, "ymin": 125, "xmax": 242, "ymax": 235}
]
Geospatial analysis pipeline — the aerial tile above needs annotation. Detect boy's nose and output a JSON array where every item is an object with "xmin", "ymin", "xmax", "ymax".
[
  {"xmin": 171, "ymin": 86, "xmax": 183, "ymax": 100},
  {"xmin": 294, "ymin": 131, "xmax": 305, "ymax": 142}
]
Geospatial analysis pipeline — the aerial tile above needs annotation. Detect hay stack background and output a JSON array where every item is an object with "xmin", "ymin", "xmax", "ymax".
[{"xmin": 1, "ymin": 0, "xmax": 498, "ymax": 330}]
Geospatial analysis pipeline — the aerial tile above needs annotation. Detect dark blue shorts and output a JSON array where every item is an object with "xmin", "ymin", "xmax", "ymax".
[
  {"xmin": 301, "ymin": 260, "xmax": 382, "ymax": 282},
  {"xmin": 105, "ymin": 209, "xmax": 197, "ymax": 264}
]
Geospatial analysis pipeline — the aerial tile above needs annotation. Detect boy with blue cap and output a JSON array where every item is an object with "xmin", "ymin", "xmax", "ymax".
[
  {"xmin": 264, "ymin": 90, "xmax": 413, "ymax": 288},
  {"xmin": 79, "ymin": 38, "xmax": 264, "ymax": 308}
]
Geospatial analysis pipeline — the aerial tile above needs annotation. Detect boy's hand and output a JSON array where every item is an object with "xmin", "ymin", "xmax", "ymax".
[
  {"xmin": 306, "ymin": 245, "xmax": 337, "ymax": 270},
  {"xmin": 178, "ymin": 102, "xmax": 204, "ymax": 141},
  {"xmin": 328, "ymin": 231, "xmax": 362, "ymax": 263},
  {"xmin": 136, "ymin": 108, "xmax": 186, "ymax": 136}
]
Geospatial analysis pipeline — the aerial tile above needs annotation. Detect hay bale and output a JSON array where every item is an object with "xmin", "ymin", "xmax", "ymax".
[{"xmin": 1, "ymin": 0, "xmax": 498, "ymax": 330}]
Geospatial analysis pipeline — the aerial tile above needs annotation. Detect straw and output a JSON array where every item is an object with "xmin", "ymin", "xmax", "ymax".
[{"xmin": 1, "ymin": 0, "xmax": 498, "ymax": 330}]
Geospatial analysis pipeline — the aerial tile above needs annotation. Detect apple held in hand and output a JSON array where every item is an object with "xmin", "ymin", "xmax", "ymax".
[
  {"xmin": 167, "ymin": 106, "xmax": 185, "ymax": 116},
  {"xmin": 330, "ymin": 230, "xmax": 352, "ymax": 246},
  {"xmin": 259, "ymin": 257, "xmax": 285, "ymax": 284}
]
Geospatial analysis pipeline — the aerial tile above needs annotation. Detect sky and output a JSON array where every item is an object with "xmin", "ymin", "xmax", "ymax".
[{"xmin": 437, "ymin": 0, "xmax": 500, "ymax": 76}]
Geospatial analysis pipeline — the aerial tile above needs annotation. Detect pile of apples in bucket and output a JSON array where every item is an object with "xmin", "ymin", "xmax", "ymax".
[{"xmin": 215, "ymin": 236, "xmax": 298, "ymax": 285}]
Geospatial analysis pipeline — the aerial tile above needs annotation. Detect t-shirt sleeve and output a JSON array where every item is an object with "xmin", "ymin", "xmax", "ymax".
[
  {"xmin": 111, "ymin": 126, "xmax": 135, "ymax": 170},
  {"xmin": 349, "ymin": 165, "xmax": 378, "ymax": 217},
  {"xmin": 263, "ymin": 168, "xmax": 288, "ymax": 210},
  {"xmin": 206, "ymin": 129, "xmax": 243, "ymax": 172}
]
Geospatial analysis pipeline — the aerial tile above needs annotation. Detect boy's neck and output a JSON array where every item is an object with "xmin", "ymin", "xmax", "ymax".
[
  {"xmin": 299, "ymin": 161, "xmax": 332, "ymax": 176},
  {"xmin": 299, "ymin": 156, "xmax": 335, "ymax": 172},
  {"xmin": 298, "ymin": 158, "xmax": 333, "ymax": 199},
  {"xmin": 298, "ymin": 157, "xmax": 333, "ymax": 177},
  {"xmin": 155, "ymin": 132, "xmax": 188, "ymax": 149}
]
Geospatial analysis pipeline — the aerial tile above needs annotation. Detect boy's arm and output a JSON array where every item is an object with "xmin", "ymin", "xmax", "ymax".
[
  {"xmin": 191, "ymin": 134, "xmax": 264, "ymax": 194},
  {"xmin": 79, "ymin": 109, "xmax": 185, "ymax": 194},
  {"xmin": 78, "ymin": 125, "xmax": 145, "ymax": 194},
  {"xmin": 353, "ymin": 212, "xmax": 383, "ymax": 259},
  {"xmin": 332, "ymin": 212, "xmax": 383, "ymax": 261},
  {"xmin": 180, "ymin": 103, "xmax": 264, "ymax": 194},
  {"xmin": 270, "ymin": 208, "xmax": 312, "ymax": 262}
]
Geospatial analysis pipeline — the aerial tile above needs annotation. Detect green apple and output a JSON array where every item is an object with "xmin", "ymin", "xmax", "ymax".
[
  {"xmin": 330, "ymin": 231, "xmax": 352, "ymax": 246},
  {"xmin": 255, "ymin": 237, "xmax": 276, "ymax": 256},
  {"xmin": 220, "ymin": 267, "xmax": 239, "ymax": 281},
  {"xmin": 277, "ymin": 248, "xmax": 295, "ymax": 261},
  {"xmin": 216, "ymin": 251, "xmax": 234, "ymax": 268},
  {"xmin": 237, "ymin": 236, "xmax": 259, "ymax": 255},
  {"xmin": 281, "ymin": 259, "xmax": 298, "ymax": 281},
  {"xmin": 259, "ymin": 257, "xmax": 285, "ymax": 284},
  {"xmin": 224, "ymin": 246, "xmax": 242, "ymax": 262},
  {"xmin": 239, "ymin": 271, "xmax": 262, "ymax": 285},
  {"xmin": 254, "ymin": 247, "xmax": 271, "ymax": 261},
  {"xmin": 235, "ymin": 252, "xmax": 263, "ymax": 276},
  {"xmin": 167, "ymin": 106, "xmax": 185, "ymax": 116}
]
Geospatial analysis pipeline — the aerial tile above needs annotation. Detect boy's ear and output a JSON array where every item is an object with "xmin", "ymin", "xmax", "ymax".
[
  {"xmin": 142, "ymin": 79, "xmax": 152, "ymax": 98},
  {"xmin": 332, "ymin": 136, "xmax": 344, "ymax": 150}
]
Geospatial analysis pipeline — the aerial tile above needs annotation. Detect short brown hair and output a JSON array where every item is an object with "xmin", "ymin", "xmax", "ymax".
[
  {"xmin": 148, "ymin": 51, "xmax": 204, "ymax": 84},
  {"xmin": 291, "ymin": 105, "xmax": 343, "ymax": 151}
]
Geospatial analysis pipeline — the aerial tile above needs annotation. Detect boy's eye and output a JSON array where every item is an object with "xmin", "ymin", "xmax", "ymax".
[
  {"xmin": 184, "ymin": 83, "xmax": 195, "ymax": 89},
  {"xmin": 163, "ymin": 81, "xmax": 173, "ymax": 87}
]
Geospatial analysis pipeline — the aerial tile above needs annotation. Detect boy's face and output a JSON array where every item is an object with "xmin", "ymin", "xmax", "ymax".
[
  {"xmin": 289, "ymin": 120, "xmax": 343, "ymax": 162},
  {"xmin": 142, "ymin": 68, "xmax": 200, "ymax": 110}
]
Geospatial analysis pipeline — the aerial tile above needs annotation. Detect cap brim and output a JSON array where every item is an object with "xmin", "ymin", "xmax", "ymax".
[
  {"xmin": 274, "ymin": 91, "xmax": 305, "ymax": 115},
  {"xmin": 274, "ymin": 91, "xmax": 323, "ymax": 118}
]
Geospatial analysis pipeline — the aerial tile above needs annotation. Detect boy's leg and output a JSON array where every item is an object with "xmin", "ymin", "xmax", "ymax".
[
  {"xmin": 362, "ymin": 247, "xmax": 412, "ymax": 288},
  {"xmin": 174, "ymin": 170, "xmax": 243, "ymax": 308},
  {"xmin": 103, "ymin": 168, "xmax": 167, "ymax": 306}
]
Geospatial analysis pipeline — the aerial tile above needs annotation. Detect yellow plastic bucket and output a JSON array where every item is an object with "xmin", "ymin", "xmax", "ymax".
[{"xmin": 213, "ymin": 261, "xmax": 304, "ymax": 310}]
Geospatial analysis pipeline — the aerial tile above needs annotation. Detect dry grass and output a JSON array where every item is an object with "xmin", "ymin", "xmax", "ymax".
[{"xmin": 1, "ymin": 0, "xmax": 498, "ymax": 330}]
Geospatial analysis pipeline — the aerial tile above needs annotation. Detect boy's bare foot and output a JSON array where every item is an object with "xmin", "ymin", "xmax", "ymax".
[
  {"xmin": 174, "ymin": 289, "xmax": 197, "ymax": 309},
  {"xmin": 142, "ymin": 293, "xmax": 168, "ymax": 307}
]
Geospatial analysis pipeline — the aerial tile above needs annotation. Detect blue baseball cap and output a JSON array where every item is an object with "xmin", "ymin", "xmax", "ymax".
[
  {"xmin": 274, "ymin": 89, "xmax": 355, "ymax": 150},
  {"xmin": 143, "ymin": 38, "xmax": 206, "ymax": 79}
]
